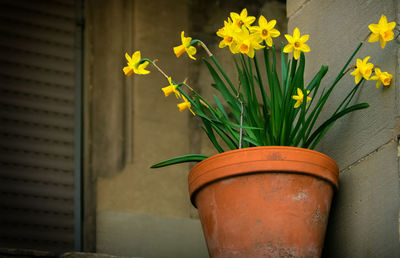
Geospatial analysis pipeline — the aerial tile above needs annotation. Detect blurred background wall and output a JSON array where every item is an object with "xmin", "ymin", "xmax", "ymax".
[
  {"xmin": 0, "ymin": 0, "xmax": 399, "ymax": 257},
  {"xmin": 84, "ymin": 0, "xmax": 286, "ymax": 257}
]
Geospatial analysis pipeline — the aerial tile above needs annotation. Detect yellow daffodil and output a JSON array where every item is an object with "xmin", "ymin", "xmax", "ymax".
[
  {"xmin": 177, "ymin": 95, "xmax": 195, "ymax": 115},
  {"xmin": 173, "ymin": 31, "xmax": 197, "ymax": 60},
  {"xmin": 161, "ymin": 77, "xmax": 181, "ymax": 98},
  {"xmin": 350, "ymin": 56, "xmax": 374, "ymax": 84},
  {"xmin": 250, "ymin": 15, "xmax": 280, "ymax": 47},
  {"xmin": 230, "ymin": 8, "xmax": 256, "ymax": 28},
  {"xmin": 292, "ymin": 88, "xmax": 311, "ymax": 108},
  {"xmin": 283, "ymin": 27, "xmax": 310, "ymax": 60},
  {"xmin": 368, "ymin": 14, "xmax": 396, "ymax": 49},
  {"xmin": 370, "ymin": 68, "xmax": 392, "ymax": 88},
  {"xmin": 123, "ymin": 51, "xmax": 150, "ymax": 76},
  {"xmin": 217, "ymin": 18, "xmax": 239, "ymax": 54},
  {"xmin": 235, "ymin": 29, "xmax": 264, "ymax": 58}
]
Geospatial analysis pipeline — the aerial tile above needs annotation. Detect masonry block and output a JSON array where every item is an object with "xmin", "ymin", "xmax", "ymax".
[
  {"xmin": 287, "ymin": 0, "xmax": 309, "ymax": 18},
  {"xmin": 323, "ymin": 142, "xmax": 400, "ymax": 257},
  {"xmin": 287, "ymin": 0, "xmax": 400, "ymax": 256},
  {"xmin": 287, "ymin": 0, "xmax": 398, "ymax": 169},
  {"xmin": 97, "ymin": 211, "xmax": 208, "ymax": 258}
]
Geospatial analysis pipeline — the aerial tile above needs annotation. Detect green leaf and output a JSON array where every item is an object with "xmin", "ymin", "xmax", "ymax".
[
  {"xmin": 210, "ymin": 55, "xmax": 237, "ymax": 95},
  {"xmin": 203, "ymin": 58, "xmax": 240, "ymax": 115},
  {"xmin": 281, "ymin": 43, "xmax": 289, "ymax": 94},
  {"xmin": 211, "ymin": 123, "xmax": 238, "ymax": 150},
  {"xmin": 213, "ymin": 94, "xmax": 229, "ymax": 120},
  {"xmin": 151, "ymin": 154, "xmax": 210, "ymax": 168},
  {"xmin": 201, "ymin": 116, "xmax": 225, "ymax": 153}
]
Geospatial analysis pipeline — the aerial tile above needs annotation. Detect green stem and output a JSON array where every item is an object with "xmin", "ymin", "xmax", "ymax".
[{"xmin": 191, "ymin": 39, "xmax": 237, "ymax": 95}]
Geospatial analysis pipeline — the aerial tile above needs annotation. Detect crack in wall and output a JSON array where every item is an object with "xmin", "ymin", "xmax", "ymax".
[
  {"xmin": 287, "ymin": 0, "xmax": 312, "ymax": 19},
  {"xmin": 340, "ymin": 138, "xmax": 396, "ymax": 174}
]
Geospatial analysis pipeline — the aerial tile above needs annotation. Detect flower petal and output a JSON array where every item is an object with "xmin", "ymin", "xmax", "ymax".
[
  {"xmin": 300, "ymin": 43, "xmax": 310, "ymax": 52},
  {"xmin": 368, "ymin": 24, "xmax": 380, "ymax": 33},
  {"xmin": 246, "ymin": 16, "xmax": 256, "ymax": 25},
  {"xmin": 388, "ymin": 21, "xmax": 396, "ymax": 30},
  {"xmin": 284, "ymin": 34, "xmax": 294, "ymax": 43},
  {"xmin": 248, "ymin": 48, "xmax": 255, "ymax": 58},
  {"xmin": 270, "ymin": 29, "xmax": 280, "ymax": 37},
  {"xmin": 299, "ymin": 34, "xmax": 309, "ymax": 43},
  {"xmin": 293, "ymin": 27, "xmax": 300, "ymax": 39},
  {"xmin": 266, "ymin": 20, "xmax": 277, "ymax": 30},
  {"xmin": 258, "ymin": 15, "xmax": 267, "ymax": 27},
  {"xmin": 219, "ymin": 40, "xmax": 227, "ymax": 48},
  {"xmin": 297, "ymin": 88, "xmax": 303, "ymax": 96},
  {"xmin": 266, "ymin": 37, "xmax": 273, "ymax": 47},
  {"xmin": 137, "ymin": 62, "xmax": 150, "ymax": 74},
  {"xmin": 379, "ymin": 14, "xmax": 388, "ymax": 26},
  {"xmin": 132, "ymin": 51, "xmax": 141, "ymax": 63},
  {"xmin": 380, "ymin": 37, "xmax": 386, "ymax": 48},
  {"xmin": 355, "ymin": 73, "xmax": 362, "ymax": 84},
  {"xmin": 283, "ymin": 44, "xmax": 293, "ymax": 53},
  {"xmin": 293, "ymin": 49, "xmax": 300, "ymax": 60},
  {"xmin": 368, "ymin": 33, "xmax": 380, "ymax": 42},
  {"xmin": 362, "ymin": 56, "xmax": 370, "ymax": 63},
  {"xmin": 230, "ymin": 12, "xmax": 239, "ymax": 20},
  {"xmin": 125, "ymin": 53, "xmax": 132, "ymax": 62},
  {"xmin": 240, "ymin": 8, "xmax": 248, "ymax": 17},
  {"xmin": 356, "ymin": 59, "xmax": 362, "ymax": 68},
  {"xmin": 186, "ymin": 46, "xmax": 197, "ymax": 60}
]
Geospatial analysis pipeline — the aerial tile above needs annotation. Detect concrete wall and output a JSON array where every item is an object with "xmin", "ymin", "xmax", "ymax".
[{"xmin": 286, "ymin": 0, "xmax": 400, "ymax": 256}]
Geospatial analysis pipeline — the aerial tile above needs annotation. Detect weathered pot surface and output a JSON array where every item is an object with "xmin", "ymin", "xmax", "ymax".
[{"xmin": 189, "ymin": 146, "xmax": 339, "ymax": 258}]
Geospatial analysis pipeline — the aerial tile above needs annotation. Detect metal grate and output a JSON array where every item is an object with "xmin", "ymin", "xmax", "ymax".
[{"xmin": 0, "ymin": 0, "xmax": 78, "ymax": 253}]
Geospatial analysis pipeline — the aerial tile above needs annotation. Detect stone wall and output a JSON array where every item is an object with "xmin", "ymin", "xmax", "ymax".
[
  {"xmin": 84, "ymin": 0, "xmax": 208, "ymax": 256},
  {"xmin": 84, "ymin": 0, "xmax": 287, "ymax": 257},
  {"xmin": 286, "ymin": 0, "xmax": 400, "ymax": 256}
]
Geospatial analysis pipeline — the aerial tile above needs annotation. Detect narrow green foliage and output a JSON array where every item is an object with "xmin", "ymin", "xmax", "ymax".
[
  {"xmin": 153, "ymin": 34, "xmax": 374, "ymax": 168},
  {"xmin": 151, "ymin": 154, "xmax": 210, "ymax": 168}
]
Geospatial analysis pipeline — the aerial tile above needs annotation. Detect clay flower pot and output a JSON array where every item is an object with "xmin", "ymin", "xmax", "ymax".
[{"xmin": 188, "ymin": 146, "xmax": 339, "ymax": 258}]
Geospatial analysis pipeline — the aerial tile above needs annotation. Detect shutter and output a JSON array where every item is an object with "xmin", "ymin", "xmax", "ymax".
[{"xmin": 0, "ymin": 0, "xmax": 80, "ymax": 253}]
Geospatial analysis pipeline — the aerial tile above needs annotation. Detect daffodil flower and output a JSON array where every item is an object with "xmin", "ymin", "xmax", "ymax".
[
  {"xmin": 370, "ymin": 68, "xmax": 392, "ymax": 88},
  {"xmin": 161, "ymin": 77, "xmax": 181, "ymax": 98},
  {"xmin": 368, "ymin": 14, "xmax": 396, "ymax": 49},
  {"xmin": 235, "ymin": 29, "xmax": 264, "ymax": 58},
  {"xmin": 283, "ymin": 28, "xmax": 310, "ymax": 60},
  {"xmin": 123, "ymin": 51, "xmax": 150, "ymax": 76},
  {"xmin": 173, "ymin": 31, "xmax": 197, "ymax": 60},
  {"xmin": 250, "ymin": 15, "xmax": 280, "ymax": 47},
  {"xmin": 292, "ymin": 88, "xmax": 311, "ymax": 108},
  {"xmin": 230, "ymin": 8, "xmax": 256, "ymax": 29},
  {"xmin": 350, "ymin": 56, "xmax": 374, "ymax": 84},
  {"xmin": 177, "ymin": 95, "xmax": 195, "ymax": 115},
  {"xmin": 217, "ymin": 18, "xmax": 239, "ymax": 54}
]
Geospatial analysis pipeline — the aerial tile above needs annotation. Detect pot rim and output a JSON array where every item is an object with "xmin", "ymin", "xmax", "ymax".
[{"xmin": 188, "ymin": 146, "xmax": 339, "ymax": 206}]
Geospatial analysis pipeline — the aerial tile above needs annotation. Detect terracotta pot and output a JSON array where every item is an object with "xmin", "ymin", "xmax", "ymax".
[{"xmin": 188, "ymin": 146, "xmax": 339, "ymax": 258}]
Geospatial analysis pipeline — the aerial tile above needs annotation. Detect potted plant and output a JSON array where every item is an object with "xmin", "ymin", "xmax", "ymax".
[{"xmin": 123, "ymin": 9, "xmax": 397, "ymax": 257}]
